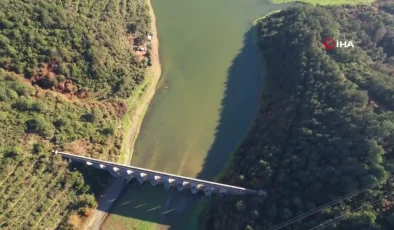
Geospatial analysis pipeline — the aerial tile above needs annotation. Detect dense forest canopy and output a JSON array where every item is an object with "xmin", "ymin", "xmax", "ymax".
[
  {"xmin": 0, "ymin": 0, "xmax": 151, "ymax": 99},
  {"xmin": 0, "ymin": 0, "xmax": 151, "ymax": 228},
  {"xmin": 205, "ymin": 2, "xmax": 394, "ymax": 230}
]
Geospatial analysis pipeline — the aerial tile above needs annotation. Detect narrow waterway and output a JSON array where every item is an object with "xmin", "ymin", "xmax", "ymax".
[{"xmin": 105, "ymin": 0, "xmax": 292, "ymax": 229}]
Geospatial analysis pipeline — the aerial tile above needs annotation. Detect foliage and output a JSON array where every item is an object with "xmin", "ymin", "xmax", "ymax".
[
  {"xmin": 204, "ymin": 3, "xmax": 394, "ymax": 230},
  {"xmin": 0, "ymin": 0, "xmax": 151, "ymax": 99},
  {"xmin": 0, "ymin": 0, "xmax": 151, "ymax": 228},
  {"xmin": 0, "ymin": 70, "xmax": 119, "ymax": 229}
]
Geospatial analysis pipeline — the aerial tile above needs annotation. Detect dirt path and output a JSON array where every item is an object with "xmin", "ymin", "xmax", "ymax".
[
  {"xmin": 123, "ymin": 0, "xmax": 162, "ymax": 166},
  {"xmin": 84, "ymin": 177, "xmax": 127, "ymax": 230}
]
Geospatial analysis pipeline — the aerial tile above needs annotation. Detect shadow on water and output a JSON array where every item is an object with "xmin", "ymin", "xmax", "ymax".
[
  {"xmin": 92, "ymin": 26, "xmax": 263, "ymax": 230},
  {"xmin": 164, "ymin": 26, "xmax": 265, "ymax": 230},
  {"xmin": 196, "ymin": 28, "xmax": 261, "ymax": 181},
  {"xmin": 168, "ymin": 26, "xmax": 265, "ymax": 230},
  {"xmin": 91, "ymin": 2, "xmax": 294, "ymax": 228}
]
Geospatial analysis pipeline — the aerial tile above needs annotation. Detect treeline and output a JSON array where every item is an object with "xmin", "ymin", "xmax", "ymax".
[
  {"xmin": 0, "ymin": 0, "xmax": 151, "ymax": 229},
  {"xmin": 204, "ymin": 2, "xmax": 394, "ymax": 230}
]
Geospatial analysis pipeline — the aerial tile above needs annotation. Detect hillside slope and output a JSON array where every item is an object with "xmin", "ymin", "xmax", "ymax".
[
  {"xmin": 0, "ymin": 0, "xmax": 151, "ymax": 228},
  {"xmin": 204, "ymin": 2, "xmax": 394, "ymax": 230}
]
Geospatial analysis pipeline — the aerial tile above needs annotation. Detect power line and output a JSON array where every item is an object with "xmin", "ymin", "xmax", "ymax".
[
  {"xmin": 308, "ymin": 193, "xmax": 394, "ymax": 230},
  {"xmin": 267, "ymin": 178, "xmax": 389, "ymax": 230},
  {"xmin": 296, "ymin": 187, "xmax": 389, "ymax": 230},
  {"xmin": 268, "ymin": 182, "xmax": 378, "ymax": 230}
]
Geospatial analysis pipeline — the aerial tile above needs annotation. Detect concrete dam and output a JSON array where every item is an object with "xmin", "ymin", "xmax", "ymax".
[{"xmin": 54, "ymin": 150, "xmax": 267, "ymax": 197}]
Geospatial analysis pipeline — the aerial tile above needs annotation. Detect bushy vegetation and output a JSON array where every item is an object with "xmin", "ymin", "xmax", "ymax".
[
  {"xmin": 0, "ymin": 71, "xmax": 116, "ymax": 229},
  {"xmin": 0, "ymin": 0, "xmax": 151, "ymax": 99},
  {"xmin": 0, "ymin": 0, "xmax": 151, "ymax": 228},
  {"xmin": 204, "ymin": 2, "xmax": 394, "ymax": 230}
]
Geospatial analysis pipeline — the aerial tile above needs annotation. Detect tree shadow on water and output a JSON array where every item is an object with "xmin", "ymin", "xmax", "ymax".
[
  {"xmin": 90, "ymin": 25, "xmax": 265, "ymax": 230},
  {"xmin": 93, "ymin": 27, "xmax": 263, "ymax": 230},
  {"xmin": 165, "ymin": 27, "xmax": 265, "ymax": 230},
  {"xmin": 159, "ymin": 26, "xmax": 265, "ymax": 230},
  {"xmin": 196, "ymin": 27, "xmax": 262, "ymax": 181}
]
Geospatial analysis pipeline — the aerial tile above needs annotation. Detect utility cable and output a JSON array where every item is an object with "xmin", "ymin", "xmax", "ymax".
[
  {"xmin": 307, "ymin": 193, "xmax": 394, "ymax": 230},
  {"xmin": 267, "ymin": 177, "xmax": 390, "ymax": 230},
  {"xmin": 295, "ymin": 186, "xmax": 391, "ymax": 230}
]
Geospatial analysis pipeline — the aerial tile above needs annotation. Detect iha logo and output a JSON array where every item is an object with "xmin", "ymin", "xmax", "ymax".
[{"xmin": 323, "ymin": 37, "xmax": 354, "ymax": 50}]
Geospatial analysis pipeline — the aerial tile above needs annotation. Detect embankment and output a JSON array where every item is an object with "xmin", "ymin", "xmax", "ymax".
[
  {"xmin": 121, "ymin": 0, "xmax": 162, "ymax": 165},
  {"xmin": 84, "ymin": 1, "xmax": 162, "ymax": 228}
]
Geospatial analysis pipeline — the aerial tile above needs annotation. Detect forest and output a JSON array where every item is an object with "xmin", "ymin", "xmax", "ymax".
[
  {"xmin": 0, "ymin": 0, "xmax": 151, "ymax": 229},
  {"xmin": 0, "ymin": 0, "xmax": 151, "ymax": 99},
  {"xmin": 204, "ymin": 1, "xmax": 394, "ymax": 230}
]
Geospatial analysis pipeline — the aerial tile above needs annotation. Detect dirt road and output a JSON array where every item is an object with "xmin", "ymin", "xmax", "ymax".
[{"xmin": 84, "ymin": 177, "xmax": 127, "ymax": 230}]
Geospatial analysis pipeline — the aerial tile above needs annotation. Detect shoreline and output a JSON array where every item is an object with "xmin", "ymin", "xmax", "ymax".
[
  {"xmin": 195, "ymin": 13, "xmax": 275, "ymax": 229},
  {"xmin": 121, "ymin": 0, "xmax": 162, "ymax": 165},
  {"xmin": 207, "ymin": 10, "xmax": 281, "ymax": 184},
  {"xmin": 84, "ymin": 0, "xmax": 161, "ymax": 228}
]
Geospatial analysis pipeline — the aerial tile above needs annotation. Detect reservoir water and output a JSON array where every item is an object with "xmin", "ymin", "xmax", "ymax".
[{"xmin": 104, "ymin": 0, "xmax": 292, "ymax": 229}]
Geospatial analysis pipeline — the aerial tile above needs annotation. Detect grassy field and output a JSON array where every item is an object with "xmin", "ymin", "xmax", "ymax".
[{"xmin": 272, "ymin": 0, "xmax": 374, "ymax": 5}]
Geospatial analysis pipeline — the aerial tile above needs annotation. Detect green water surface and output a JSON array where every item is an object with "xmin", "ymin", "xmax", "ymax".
[{"xmin": 105, "ymin": 0, "xmax": 292, "ymax": 229}]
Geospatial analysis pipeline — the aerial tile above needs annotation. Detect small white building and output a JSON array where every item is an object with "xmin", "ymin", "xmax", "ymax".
[
  {"xmin": 147, "ymin": 35, "xmax": 152, "ymax": 41},
  {"xmin": 133, "ymin": 46, "xmax": 147, "ymax": 51}
]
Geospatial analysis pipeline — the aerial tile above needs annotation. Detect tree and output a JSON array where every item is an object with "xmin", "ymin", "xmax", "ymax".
[
  {"xmin": 25, "ymin": 116, "xmax": 54, "ymax": 138},
  {"xmin": 204, "ymin": 4, "xmax": 394, "ymax": 230}
]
